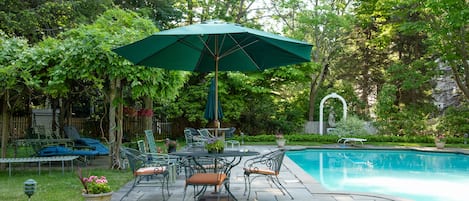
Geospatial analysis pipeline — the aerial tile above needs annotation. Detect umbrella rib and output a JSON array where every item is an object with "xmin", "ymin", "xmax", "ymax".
[
  {"xmin": 198, "ymin": 35, "xmax": 216, "ymax": 58},
  {"xmin": 219, "ymin": 34, "xmax": 262, "ymax": 71}
]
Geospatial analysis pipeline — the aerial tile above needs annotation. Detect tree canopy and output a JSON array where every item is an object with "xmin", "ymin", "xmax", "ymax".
[{"xmin": 1, "ymin": 0, "xmax": 468, "ymax": 144}]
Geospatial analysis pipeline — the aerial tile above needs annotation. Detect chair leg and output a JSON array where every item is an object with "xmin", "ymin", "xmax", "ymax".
[
  {"xmin": 270, "ymin": 175, "xmax": 294, "ymax": 200},
  {"xmin": 245, "ymin": 175, "xmax": 254, "ymax": 200},
  {"xmin": 243, "ymin": 174, "xmax": 249, "ymax": 196},
  {"xmin": 165, "ymin": 174, "xmax": 170, "ymax": 199},
  {"xmin": 161, "ymin": 175, "xmax": 166, "ymax": 201},
  {"xmin": 182, "ymin": 185, "xmax": 187, "ymax": 201},
  {"xmin": 120, "ymin": 177, "xmax": 138, "ymax": 201}
]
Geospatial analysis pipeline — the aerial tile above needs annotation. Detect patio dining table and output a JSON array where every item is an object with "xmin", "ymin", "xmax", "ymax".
[{"xmin": 170, "ymin": 150, "xmax": 259, "ymax": 200}]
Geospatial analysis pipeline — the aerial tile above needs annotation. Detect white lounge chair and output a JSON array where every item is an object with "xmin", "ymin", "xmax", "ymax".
[{"xmin": 337, "ymin": 137, "xmax": 367, "ymax": 146}]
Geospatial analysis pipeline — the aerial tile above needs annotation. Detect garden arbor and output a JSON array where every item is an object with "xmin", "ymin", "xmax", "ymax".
[{"xmin": 319, "ymin": 93, "xmax": 347, "ymax": 135}]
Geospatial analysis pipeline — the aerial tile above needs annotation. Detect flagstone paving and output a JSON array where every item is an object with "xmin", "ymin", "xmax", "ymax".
[{"xmin": 111, "ymin": 145, "xmax": 411, "ymax": 201}]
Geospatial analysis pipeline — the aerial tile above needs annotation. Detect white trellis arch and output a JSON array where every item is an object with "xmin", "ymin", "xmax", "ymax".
[{"xmin": 319, "ymin": 93, "xmax": 347, "ymax": 135}]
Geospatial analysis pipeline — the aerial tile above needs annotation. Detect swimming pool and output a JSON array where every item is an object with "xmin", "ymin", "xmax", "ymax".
[{"xmin": 286, "ymin": 149, "xmax": 469, "ymax": 201}]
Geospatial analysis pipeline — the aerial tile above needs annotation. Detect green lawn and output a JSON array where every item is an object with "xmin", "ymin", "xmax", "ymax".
[{"xmin": 0, "ymin": 168, "xmax": 132, "ymax": 201}]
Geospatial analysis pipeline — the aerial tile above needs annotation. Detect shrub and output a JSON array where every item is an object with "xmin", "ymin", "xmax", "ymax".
[
  {"xmin": 437, "ymin": 104, "xmax": 469, "ymax": 136},
  {"xmin": 328, "ymin": 115, "xmax": 369, "ymax": 136}
]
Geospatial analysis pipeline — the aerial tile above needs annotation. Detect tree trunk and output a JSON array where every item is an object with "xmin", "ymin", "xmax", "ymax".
[
  {"xmin": 308, "ymin": 63, "xmax": 328, "ymax": 121},
  {"xmin": 116, "ymin": 79, "xmax": 123, "ymax": 167},
  {"xmin": 108, "ymin": 78, "xmax": 117, "ymax": 169},
  {"xmin": 1, "ymin": 91, "xmax": 10, "ymax": 169}
]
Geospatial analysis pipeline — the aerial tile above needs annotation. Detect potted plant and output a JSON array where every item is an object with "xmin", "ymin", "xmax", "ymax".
[
  {"xmin": 78, "ymin": 169, "xmax": 113, "ymax": 201},
  {"xmin": 205, "ymin": 137, "xmax": 225, "ymax": 153},
  {"xmin": 435, "ymin": 134, "xmax": 446, "ymax": 149},
  {"xmin": 275, "ymin": 133, "xmax": 286, "ymax": 147},
  {"xmin": 165, "ymin": 138, "xmax": 178, "ymax": 153}
]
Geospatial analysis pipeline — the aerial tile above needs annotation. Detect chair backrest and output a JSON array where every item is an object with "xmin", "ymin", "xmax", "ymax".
[
  {"xmin": 198, "ymin": 129, "xmax": 214, "ymax": 139},
  {"xmin": 245, "ymin": 149, "xmax": 286, "ymax": 175},
  {"xmin": 225, "ymin": 127, "xmax": 236, "ymax": 138},
  {"xmin": 137, "ymin": 140, "xmax": 146, "ymax": 153},
  {"xmin": 181, "ymin": 156, "xmax": 229, "ymax": 177},
  {"xmin": 121, "ymin": 147, "xmax": 169, "ymax": 172},
  {"xmin": 121, "ymin": 147, "xmax": 145, "ymax": 172},
  {"xmin": 64, "ymin": 126, "xmax": 81, "ymax": 140},
  {"xmin": 270, "ymin": 150, "xmax": 286, "ymax": 174},
  {"xmin": 144, "ymin": 130, "xmax": 158, "ymax": 153},
  {"xmin": 184, "ymin": 129, "xmax": 193, "ymax": 144}
]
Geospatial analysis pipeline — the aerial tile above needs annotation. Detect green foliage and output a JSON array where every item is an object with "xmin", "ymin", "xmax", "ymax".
[
  {"xmin": 426, "ymin": 0, "xmax": 469, "ymax": 100},
  {"xmin": 329, "ymin": 115, "xmax": 369, "ymax": 136},
  {"xmin": 437, "ymin": 104, "xmax": 469, "ymax": 136},
  {"xmin": 0, "ymin": 0, "xmax": 113, "ymax": 43},
  {"xmin": 0, "ymin": 32, "xmax": 31, "ymax": 92},
  {"xmin": 44, "ymin": 8, "xmax": 185, "ymax": 101},
  {"xmin": 374, "ymin": 84, "xmax": 435, "ymax": 136},
  {"xmin": 205, "ymin": 137, "xmax": 225, "ymax": 152}
]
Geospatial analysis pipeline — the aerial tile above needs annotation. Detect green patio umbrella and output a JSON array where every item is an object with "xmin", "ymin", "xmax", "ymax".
[
  {"xmin": 204, "ymin": 78, "xmax": 223, "ymax": 122},
  {"xmin": 112, "ymin": 21, "xmax": 312, "ymax": 130}
]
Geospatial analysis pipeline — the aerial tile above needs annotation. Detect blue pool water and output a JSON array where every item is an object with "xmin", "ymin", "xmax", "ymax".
[{"xmin": 287, "ymin": 149, "xmax": 469, "ymax": 201}]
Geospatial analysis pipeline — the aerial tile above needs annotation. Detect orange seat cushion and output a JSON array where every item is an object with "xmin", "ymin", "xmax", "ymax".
[
  {"xmin": 244, "ymin": 167, "xmax": 277, "ymax": 176},
  {"xmin": 135, "ymin": 166, "xmax": 167, "ymax": 176},
  {"xmin": 186, "ymin": 173, "xmax": 227, "ymax": 186}
]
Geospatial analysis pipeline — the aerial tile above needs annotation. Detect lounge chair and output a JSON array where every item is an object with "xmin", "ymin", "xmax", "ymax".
[
  {"xmin": 337, "ymin": 137, "xmax": 367, "ymax": 146},
  {"xmin": 63, "ymin": 126, "xmax": 109, "ymax": 155},
  {"xmin": 37, "ymin": 146, "xmax": 99, "ymax": 157}
]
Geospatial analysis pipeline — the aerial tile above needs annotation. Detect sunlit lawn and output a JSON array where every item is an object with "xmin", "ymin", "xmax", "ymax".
[{"xmin": 0, "ymin": 168, "xmax": 132, "ymax": 201}]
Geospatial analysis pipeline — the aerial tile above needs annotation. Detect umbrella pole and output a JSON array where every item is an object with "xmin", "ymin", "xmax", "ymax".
[{"xmin": 214, "ymin": 37, "xmax": 220, "ymax": 137}]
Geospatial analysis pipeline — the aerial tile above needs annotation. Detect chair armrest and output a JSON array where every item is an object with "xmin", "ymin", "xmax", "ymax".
[
  {"xmin": 145, "ymin": 153, "xmax": 170, "ymax": 166},
  {"xmin": 244, "ymin": 150, "xmax": 278, "ymax": 167}
]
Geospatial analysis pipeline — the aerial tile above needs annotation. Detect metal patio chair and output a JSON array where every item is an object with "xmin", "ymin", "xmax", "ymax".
[
  {"xmin": 120, "ymin": 147, "xmax": 170, "ymax": 201},
  {"xmin": 224, "ymin": 127, "xmax": 240, "ymax": 149},
  {"xmin": 243, "ymin": 149, "xmax": 294, "ymax": 200},
  {"xmin": 181, "ymin": 156, "xmax": 230, "ymax": 201},
  {"xmin": 184, "ymin": 129, "xmax": 205, "ymax": 151}
]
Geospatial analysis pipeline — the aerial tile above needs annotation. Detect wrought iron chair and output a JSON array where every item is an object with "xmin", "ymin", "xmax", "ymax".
[
  {"xmin": 144, "ymin": 130, "xmax": 178, "ymax": 182},
  {"xmin": 243, "ymin": 149, "xmax": 293, "ymax": 200},
  {"xmin": 224, "ymin": 127, "xmax": 240, "ymax": 149},
  {"xmin": 181, "ymin": 156, "xmax": 230, "ymax": 201},
  {"xmin": 120, "ymin": 147, "xmax": 170, "ymax": 201},
  {"xmin": 184, "ymin": 129, "xmax": 205, "ymax": 150},
  {"xmin": 137, "ymin": 140, "xmax": 146, "ymax": 153},
  {"xmin": 198, "ymin": 128, "xmax": 215, "ymax": 139}
]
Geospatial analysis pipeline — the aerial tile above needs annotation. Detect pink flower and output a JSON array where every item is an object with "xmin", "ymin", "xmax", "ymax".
[{"xmin": 77, "ymin": 168, "xmax": 112, "ymax": 194}]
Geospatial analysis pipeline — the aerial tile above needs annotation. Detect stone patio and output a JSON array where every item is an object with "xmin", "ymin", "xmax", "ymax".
[{"xmin": 111, "ymin": 145, "xmax": 410, "ymax": 201}]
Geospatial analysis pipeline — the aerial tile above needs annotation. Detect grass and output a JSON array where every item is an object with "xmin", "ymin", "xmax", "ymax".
[
  {"xmin": 0, "ymin": 168, "xmax": 133, "ymax": 201},
  {"xmin": 2, "ymin": 145, "xmax": 133, "ymax": 201}
]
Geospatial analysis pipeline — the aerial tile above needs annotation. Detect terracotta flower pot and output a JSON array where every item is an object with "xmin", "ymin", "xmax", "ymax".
[{"xmin": 82, "ymin": 192, "xmax": 113, "ymax": 201}]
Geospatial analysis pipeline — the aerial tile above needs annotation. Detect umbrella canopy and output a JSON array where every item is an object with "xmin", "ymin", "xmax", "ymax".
[
  {"xmin": 204, "ymin": 78, "xmax": 223, "ymax": 121},
  {"xmin": 113, "ymin": 21, "xmax": 312, "ymax": 127}
]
